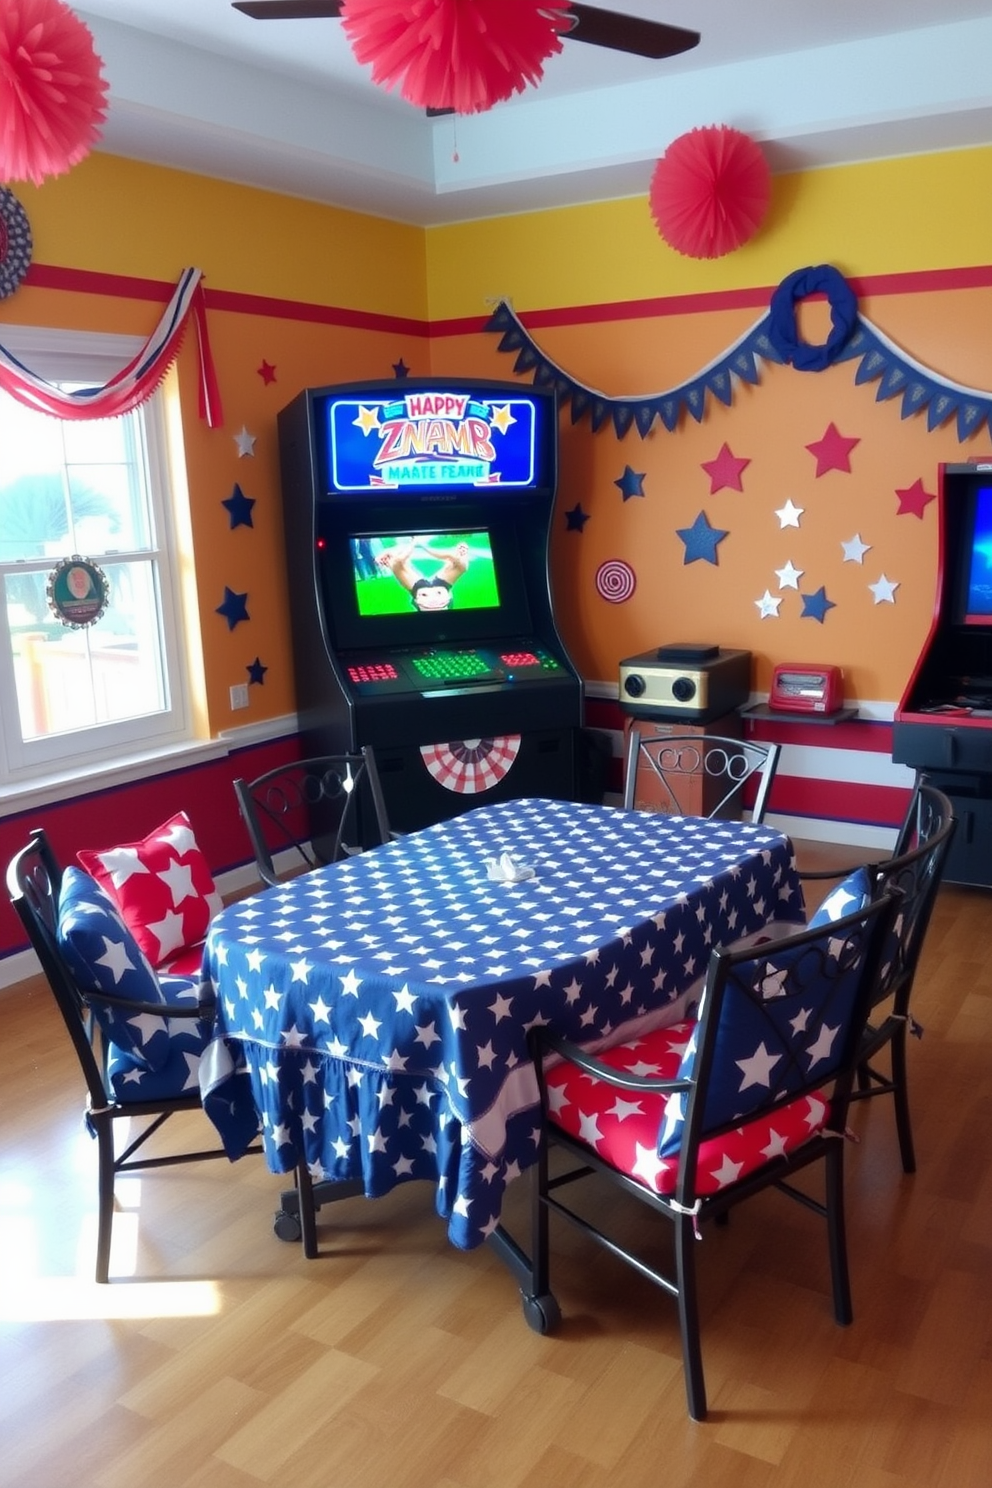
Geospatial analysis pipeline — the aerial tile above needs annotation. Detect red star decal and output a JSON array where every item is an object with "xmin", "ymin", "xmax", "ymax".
[
  {"xmin": 805, "ymin": 422, "xmax": 860, "ymax": 477},
  {"xmin": 701, "ymin": 443, "xmax": 750, "ymax": 494},
  {"xmin": 895, "ymin": 477, "xmax": 936, "ymax": 518},
  {"xmin": 257, "ymin": 360, "xmax": 277, "ymax": 385}
]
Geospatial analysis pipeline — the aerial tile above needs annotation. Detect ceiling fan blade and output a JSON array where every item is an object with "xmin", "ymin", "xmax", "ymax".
[
  {"xmin": 564, "ymin": 5, "xmax": 700, "ymax": 60},
  {"xmin": 232, "ymin": 1, "xmax": 345, "ymax": 18}
]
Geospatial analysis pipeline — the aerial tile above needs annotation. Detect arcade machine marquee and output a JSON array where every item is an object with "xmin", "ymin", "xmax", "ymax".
[{"xmin": 277, "ymin": 379, "xmax": 583, "ymax": 832}]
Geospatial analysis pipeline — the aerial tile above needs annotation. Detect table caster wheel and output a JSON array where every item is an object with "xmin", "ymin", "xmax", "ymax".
[
  {"xmin": 273, "ymin": 1209, "xmax": 302, "ymax": 1242},
  {"xmin": 521, "ymin": 1291, "xmax": 561, "ymax": 1334}
]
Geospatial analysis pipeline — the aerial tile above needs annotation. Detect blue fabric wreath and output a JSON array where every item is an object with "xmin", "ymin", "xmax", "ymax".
[{"xmin": 767, "ymin": 264, "xmax": 858, "ymax": 371}]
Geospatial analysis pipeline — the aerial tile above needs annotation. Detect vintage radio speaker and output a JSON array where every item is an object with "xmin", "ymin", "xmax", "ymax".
[{"xmin": 619, "ymin": 643, "xmax": 751, "ymax": 723}]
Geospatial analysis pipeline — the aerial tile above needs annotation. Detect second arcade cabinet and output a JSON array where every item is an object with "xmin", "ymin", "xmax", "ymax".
[{"xmin": 277, "ymin": 378, "xmax": 583, "ymax": 833}]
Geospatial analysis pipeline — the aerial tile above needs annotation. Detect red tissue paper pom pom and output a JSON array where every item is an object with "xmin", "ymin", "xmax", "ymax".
[
  {"xmin": 649, "ymin": 125, "xmax": 771, "ymax": 260},
  {"xmin": 0, "ymin": 0, "xmax": 108, "ymax": 186},
  {"xmin": 341, "ymin": 0, "xmax": 571, "ymax": 115}
]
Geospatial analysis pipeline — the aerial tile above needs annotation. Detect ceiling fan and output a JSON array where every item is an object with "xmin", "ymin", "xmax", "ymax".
[{"xmin": 231, "ymin": 3, "xmax": 701, "ymax": 66}]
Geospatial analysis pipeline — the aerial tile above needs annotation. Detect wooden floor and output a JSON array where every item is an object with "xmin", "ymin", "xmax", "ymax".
[{"xmin": 2, "ymin": 841, "xmax": 991, "ymax": 1487}]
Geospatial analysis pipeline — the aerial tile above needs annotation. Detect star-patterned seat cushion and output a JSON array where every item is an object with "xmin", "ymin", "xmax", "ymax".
[
  {"xmin": 543, "ymin": 1019, "xmax": 829, "ymax": 1197},
  {"xmin": 78, "ymin": 812, "xmax": 223, "ymax": 970},
  {"xmin": 57, "ymin": 867, "xmax": 204, "ymax": 1076},
  {"xmin": 807, "ymin": 867, "xmax": 872, "ymax": 927}
]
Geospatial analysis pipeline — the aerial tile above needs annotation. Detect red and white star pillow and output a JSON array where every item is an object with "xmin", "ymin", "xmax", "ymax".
[
  {"xmin": 78, "ymin": 812, "xmax": 223, "ymax": 971},
  {"xmin": 544, "ymin": 1020, "xmax": 829, "ymax": 1198}
]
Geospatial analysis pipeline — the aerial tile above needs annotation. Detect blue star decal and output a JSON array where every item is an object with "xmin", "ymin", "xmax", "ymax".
[
  {"xmin": 216, "ymin": 587, "xmax": 250, "ymax": 630},
  {"xmin": 615, "ymin": 465, "xmax": 646, "ymax": 501},
  {"xmin": 222, "ymin": 483, "xmax": 255, "ymax": 530},
  {"xmin": 392, "ymin": 359, "xmax": 410, "ymax": 379},
  {"xmin": 801, "ymin": 586, "xmax": 837, "ymax": 622},
  {"xmin": 565, "ymin": 503, "xmax": 590, "ymax": 532},
  {"xmin": 247, "ymin": 657, "xmax": 268, "ymax": 685},
  {"xmin": 675, "ymin": 511, "xmax": 729, "ymax": 566}
]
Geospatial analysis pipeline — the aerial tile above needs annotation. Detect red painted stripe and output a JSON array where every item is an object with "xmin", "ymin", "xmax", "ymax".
[
  {"xmin": 772, "ymin": 775, "xmax": 911, "ymax": 828},
  {"xmin": 28, "ymin": 260, "xmax": 992, "ymax": 341},
  {"xmin": 432, "ymin": 264, "xmax": 992, "ymax": 337},
  {"xmin": 204, "ymin": 286, "xmax": 428, "ymax": 336},
  {"xmin": 25, "ymin": 264, "xmax": 177, "ymax": 301},
  {"xmin": 23, "ymin": 263, "xmax": 430, "ymax": 336}
]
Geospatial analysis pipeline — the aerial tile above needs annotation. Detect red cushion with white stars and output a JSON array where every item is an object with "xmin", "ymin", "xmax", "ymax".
[
  {"xmin": 78, "ymin": 812, "xmax": 223, "ymax": 970},
  {"xmin": 544, "ymin": 1020, "xmax": 829, "ymax": 1197}
]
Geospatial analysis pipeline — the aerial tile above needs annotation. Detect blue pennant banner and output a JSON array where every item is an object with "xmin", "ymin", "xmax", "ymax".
[{"xmin": 484, "ymin": 270, "xmax": 992, "ymax": 443}]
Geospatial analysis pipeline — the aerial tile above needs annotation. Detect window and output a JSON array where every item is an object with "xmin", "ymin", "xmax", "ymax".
[{"xmin": 0, "ymin": 328, "xmax": 191, "ymax": 783}]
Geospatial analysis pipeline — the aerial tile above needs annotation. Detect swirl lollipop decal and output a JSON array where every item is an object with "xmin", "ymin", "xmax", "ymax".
[{"xmin": 595, "ymin": 560, "xmax": 636, "ymax": 604}]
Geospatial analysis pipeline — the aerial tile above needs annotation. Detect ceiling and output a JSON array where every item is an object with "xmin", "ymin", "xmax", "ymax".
[{"xmin": 74, "ymin": 2, "xmax": 992, "ymax": 226}]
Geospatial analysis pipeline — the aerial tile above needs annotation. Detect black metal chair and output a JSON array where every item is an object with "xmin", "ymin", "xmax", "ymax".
[
  {"xmin": 6, "ymin": 828, "xmax": 260, "ymax": 1283},
  {"xmin": 623, "ymin": 727, "xmax": 781, "ymax": 824},
  {"xmin": 233, "ymin": 744, "xmax": 393, "ymax": 888},
  {"xmin": 525, "ymin": 891, "xmax": 899, "ymax": 1421},
  {"xmin": 847, "ymin": 784, "xmax": 956, "ymax": 1172},
  {"xmin": 799, "ymin": 781, "xmax": 956, "ymax": 1173}
]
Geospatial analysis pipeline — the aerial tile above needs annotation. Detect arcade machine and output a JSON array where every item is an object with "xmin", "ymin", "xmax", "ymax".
[
  {"xmin": 892, "ymin": 461, "xmax": 992, "ymax": 886},
  {"xmin": 276, "ymin": 378, "xmax": 583, "ymax": 833}
]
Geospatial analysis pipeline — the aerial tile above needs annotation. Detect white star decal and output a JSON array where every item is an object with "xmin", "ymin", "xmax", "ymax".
[
  {"xmin": 842, "ymin": 533, "xmax": 871, "ymax": 563},
  {"xmin": 869, "ymin": 574, "xmax": 899, "ymax": 604},
  {"xmin": 755, "ymin": 589, "xmax": 782, "ymax": 619},
  {"xmin": 775, "ymin": 559, "xmax": 803, "ymax": 589},
  {"xmin": 234, "ymin": 424, "xmax": 256, "ymax": 457},
  {"xmin": 775, "ymin": 499, "xmax": 804, "ymax": 529}
]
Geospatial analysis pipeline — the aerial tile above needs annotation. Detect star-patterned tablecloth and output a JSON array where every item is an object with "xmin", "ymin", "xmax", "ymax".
[{"xmin": 199, "ymin": 798, "xmax": 805, "ymax": 1250}]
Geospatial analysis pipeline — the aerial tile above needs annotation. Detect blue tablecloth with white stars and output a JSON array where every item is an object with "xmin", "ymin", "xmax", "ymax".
[{"xmin": 198, "ymin": 798, "xmax": 805, "ymax": 1250}]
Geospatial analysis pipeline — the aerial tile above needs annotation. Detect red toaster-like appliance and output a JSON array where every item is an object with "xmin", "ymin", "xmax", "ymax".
[{"xmin": 769, "ymin": 664, "xmax": 845, "ymax": 715}]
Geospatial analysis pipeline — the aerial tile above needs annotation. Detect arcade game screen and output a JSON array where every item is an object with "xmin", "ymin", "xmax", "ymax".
[
  {"xmin": 961, "ymin": 485, "xmax": 992, "ymax": 625},
  {"xmin": 350, "ymin": 531, "xmax": 501, "ymax": 616}
]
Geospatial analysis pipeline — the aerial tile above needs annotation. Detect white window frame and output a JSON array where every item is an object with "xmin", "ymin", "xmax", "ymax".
[{"xmin": 0, "ymin": 326, "xmax": 193, "ymax": 784}]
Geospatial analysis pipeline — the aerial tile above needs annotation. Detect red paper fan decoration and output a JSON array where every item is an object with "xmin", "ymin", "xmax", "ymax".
[
  {"xmin": 0, "ymin": 0, "xmax": 108, "ymax": 186},
  {"xmin": 340, "ymin": 0, "xmax": 571, "ymax": 115},
  {"xmin": 649, "ymin": 126, "xmax": 771, "ymax": 260}
]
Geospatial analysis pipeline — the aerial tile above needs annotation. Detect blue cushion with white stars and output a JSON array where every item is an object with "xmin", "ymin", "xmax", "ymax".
[
  {"xmin": 657, "ymin": 917, "xmax": 871, "ymax": 1160},
  {"xmin": 105, "ymin": 974, "xmax": 213, "ymax": 1101},
  {"xmin": 58, "ymin": 867, "xmax": 176, "ymax": 1072},
  {"xmin": 807, "ymin": 866, "xmax": 872, "ymax": 927}
]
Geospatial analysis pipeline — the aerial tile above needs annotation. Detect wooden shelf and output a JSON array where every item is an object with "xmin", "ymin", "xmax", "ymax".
[{"xmin": 741, "ymin": 705, "xmax": 859, "ymax": 725}]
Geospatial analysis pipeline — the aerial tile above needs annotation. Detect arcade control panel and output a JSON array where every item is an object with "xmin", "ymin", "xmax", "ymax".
[{"xmin": 342, "ymin": 642, "xmax": 567, "ymax": 698}]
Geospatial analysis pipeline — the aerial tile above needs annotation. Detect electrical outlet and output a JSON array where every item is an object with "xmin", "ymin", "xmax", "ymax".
[{"xmin": 230, "ymin": 683, "xmax": 249, "ymax": 710}]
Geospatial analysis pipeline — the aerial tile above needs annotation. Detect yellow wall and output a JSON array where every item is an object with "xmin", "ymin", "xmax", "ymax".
[
  {"xmin": 3, "ymin": 145, "xmax": 992, "ymax": 738},
  {"xmin": 424, "ymin": 147, "xmax": 992, "ymax": 318}
]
